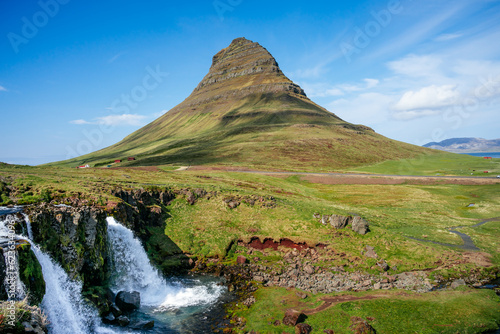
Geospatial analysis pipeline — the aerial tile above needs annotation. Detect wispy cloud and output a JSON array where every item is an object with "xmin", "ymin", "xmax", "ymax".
[
  {"xmin": 108, "ymin": 51, "xmax": 128, "ymax": 64},
  {"xmin": 70, "ymin": 119, "xmax": 93, "ymax": 125},
  {"xmin": 0, "ymin": 86, "xmax": 7, "ymax": 92},
  {"xmin": 387, "ymin": 54, "xmax": 443, "ymax": 78},
  {"xmin": 70, "ymin": 114, "xmax": 148, "ymax": 126},
  {"xmin": 434, "ymin": 33, "xmax": 463, "ymax": 42},
  {"xmin": 303, "ymin": 78, "xmax": 379, "ymax": 98}
]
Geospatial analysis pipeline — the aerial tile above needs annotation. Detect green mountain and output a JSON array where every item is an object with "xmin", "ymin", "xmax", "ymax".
[{"xmin": 55, "ymin": 37, "xmax": 432, "ymax": 171}]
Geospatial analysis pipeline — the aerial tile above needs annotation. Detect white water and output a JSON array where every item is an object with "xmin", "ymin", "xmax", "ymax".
[
  {"xmin": 0, "ymin": 212, "xmax": 116, "ymax": 334},
  {"xmin": 106, "ymin": 217, "xmax": 224, "ymax": 312},
  {"xmin": 0, "ymin": 214, "xmax": 26, "ymax": 300}
]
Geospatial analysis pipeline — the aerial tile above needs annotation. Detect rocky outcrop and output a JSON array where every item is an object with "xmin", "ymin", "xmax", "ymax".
[
  {"xmin": 26, "ymin": 203, "xmax": 108, "ymax": 285},
  {"xmin": 316, "ymin": 213, "xmax": 370, "ymax": 235},
  {"xmin": 17, "ymin": 241, "xmax": 45, "ymax": 305}
]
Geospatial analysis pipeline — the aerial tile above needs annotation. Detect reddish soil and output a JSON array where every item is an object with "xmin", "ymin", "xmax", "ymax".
[{"xmin": 244, "ymin": 237, "xmax": 326, "ymax": 251}]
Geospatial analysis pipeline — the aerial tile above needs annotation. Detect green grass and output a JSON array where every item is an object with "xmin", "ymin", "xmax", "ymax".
[
  {"xmin": 232, "ymin": 287, "xmax": 500, "ymax": 334},
  {"xmin": 350, "ymin": 152, "xmax": 500, "ymax": 176}
]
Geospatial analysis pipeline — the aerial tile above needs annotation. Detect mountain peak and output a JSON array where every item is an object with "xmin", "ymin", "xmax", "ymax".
[{"xmin": 191, "ymin": 37, "xmax": 306, "ymax": 101}]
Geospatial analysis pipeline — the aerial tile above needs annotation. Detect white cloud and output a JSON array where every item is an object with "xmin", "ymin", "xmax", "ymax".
[
  {"xmin": 70, "ymin": 114, "xmax": 148, "ymax": 126},
  {"xmin": 152, "ymin": 109, "xmax": 169, "ymax": 118},
  {"xmin": 434, "ymin": 33, "xmax": 463, "ymax": 42},
  {"xmin": 70, "ymin": 119, "xmax": 93, "ymax": 125},
  {"xmin": 387, "ymin": 54, "xmax": 443, "ymax": 78},
  {"xmin": 0, "ymin": 86, "xmax": 7, "ymax": 92},
  {"xmin": 304, "ymin": 78, "xmax": 379, "ymax": 98},
  {"xmin": 393, "ymin": 85, "xmax": 460, "ymax": 111},
  {"xmin": 95, "ymin": 114, "xmax": 147, "ymax": 126},
  {"xmin": 391, "ymin": 109, "xmax": 439, "ymax": 121}
]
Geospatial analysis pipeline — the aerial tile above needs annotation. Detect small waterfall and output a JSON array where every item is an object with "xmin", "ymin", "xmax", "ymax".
[
  {"xmin": 0, "ymin": 214, "xmax": 26, "ymax": 300},
  {"xmin": 23, "ymin": 213, "xmax": 33, "ymax": 240},
  {"xmin": 30, "ymin": 243, "xmax": 105, "ymax": 334},
  {"xmin": 1, "ymin": 210, "xmax": 117, "ymax": 334},
  {"xmin": 107, "ymin": 217, "xmax": 224, "ymax": 311}
]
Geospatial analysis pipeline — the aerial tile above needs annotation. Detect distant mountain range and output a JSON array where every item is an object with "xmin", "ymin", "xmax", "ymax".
[{"xmin": 423, "ymin": 138, "xmax": 500, "ymax": 153}]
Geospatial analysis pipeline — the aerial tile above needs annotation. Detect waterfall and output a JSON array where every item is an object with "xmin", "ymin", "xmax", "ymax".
[
  {"xmin": 0, "ymin": 210, "xmax": 117, "ymax": 334},
  {"xmin": 30, "ymin": 243, "xmax": 111, "ymax": 334},
  {"xmin": 0, "ymin": 214, "xmax": 26, "ymax": 301},
  {"xmin": 106, "ymin": 217, "xmax": 224, "ymax": 311},
  {"xmin": 23, "ymin": 213, "xmax": 33, "ymax": 240}
]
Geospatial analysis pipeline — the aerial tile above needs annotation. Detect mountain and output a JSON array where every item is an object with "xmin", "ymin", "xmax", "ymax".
[
  {"xmin": 55, "ymin": 37, "xmax": 431, "ymax": 171},
  {"xmin": 423, "ymin": 138, "xmax": 500, "ymax": 153}
]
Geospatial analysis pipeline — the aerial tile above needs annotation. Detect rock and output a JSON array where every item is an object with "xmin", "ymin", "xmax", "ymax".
[
  {"xmin": 364, "ymin": 246, "xmax": 378, "ymax": 259},
  {"xmin": 451, "ymin": 279, "xmax": 466, "ymax": 289},
  {"xmin": 296, "ymin": 291, "xmax": 308, "ymax": 299},
  {"xmin": 102, "ymin": 312, "xmax": 116, "ymax": 324},
  {"xmin": 377, "ymin": 260, "xmax": 389, "ymax": 272},
  {"xmin": 273, "ymin": 320, "xmax": 281, "ymax": 326},
  {"xmin": 351, "ymin": 216, "xmax": 369, "ymax": 235},
  {"xmin": 186, "ymin": 191, "xmax": 196, "ymax": 205},
  {"xmin": 295, "ymin": 323, "xmax": 313, "ymax": 334},
  {"xmin": 243, "ymin": 296, "xmax": 256, "ymax": 307},
  {"xmin": 313, "ymin": 213, "xmax": 321, "ymax": 219},
  {"xmin": 329, "ymin": 215, "xmax": 349, "ymax": 229},
  {"xmin": 131, "ymin": 320, "xmax": 155, "ymax": 330},
  {"xmin": 321, "ymin": 215, "xmax": 330, "ymax": 225},
  {"xmin": 349, "ymin": 316, "xmax": 376, "ymax": 334},
  {"xmin": 117, "ymin": 315, "xmax": 130, "ymax": 327},
  {"xmin": 115, "ymin": 291, "xmax": 140, "ymax": 312},
  {"xmin": 283, "ymin": 309, "xmax": 306, "ymax": 326},
  {"xmin": 373, "ymin": 282, "xmax": 381, "ymax": 290},
  {"xmin": 303, "ymin": 265, "xmax": 315, "ymax": 275},
  {"xmin": 237, "ymin": 256, "xmax": 247, "ymax": 264},
  {"xmin": 109, "ymin": 303, "xmax": 122, "ymax": 317}
]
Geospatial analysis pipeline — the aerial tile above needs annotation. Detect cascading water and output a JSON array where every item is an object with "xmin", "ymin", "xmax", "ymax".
[
  {"xmin": 0, "ymin": 211, "xmax": 117, "ymax": 334},
  {"xmin": 0, "ymin": 214, "xmax": 26, "ymax": 301},
  {"xmin": 107, "ymin": 217, "xmax": 224, "ymax": 310},
  {"xmin": 106, "ymin": 217, "xmax": 227, "ymax": 332}
]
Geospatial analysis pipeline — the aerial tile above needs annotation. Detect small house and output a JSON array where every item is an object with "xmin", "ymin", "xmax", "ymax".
[
  {"xmin": 127, "ymin": 157, "xmax": 135, "ymax": 161},
  {"xmin": 114, "ymin": 159, "xmax": 122, "ymax": 163},
  {"xmin": 77, "ymin": 164, "xmax": 90, "ymax": 169}
]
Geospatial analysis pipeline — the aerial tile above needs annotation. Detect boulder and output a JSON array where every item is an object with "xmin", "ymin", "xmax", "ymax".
[
  {"xmin": 377, "ymin": 260, "xmax": 389, "ymax": 272},
  {"xmin": 350, "ymin": 316, "xmax": 376, "ymax": 334},
  {"xmin": 364, "ymin": 245, "xmax": 378, "ymax": 259},
  {"xmin": 329, "ymin": 215, "xmax": 349, "ymax": 229},
  {"xmin": 296, "ymin": 323, "xmax": 312, "ymax": 334},
  {"xmin": 131, "ymin": 320, "xmax": 155, "ymax": 330},
  {"xmin": 321, "ymin": 215, "xmax": 330, "ymax": 225},
  {"xmin": 351, "ymin": 216, "xmax": 369, "ymax": 235},
  {"xmin": 102, "ymin": 312, "xmax": 116, "ymax": 324},
  {"xmin": 237, "ymin": 255, "xmax": 247, "ymax": 264},
  {"xmin": 117, "ymin": 315, "xmax": 130, "ymax": 327},
  {"xmin": 283, "ymin": 309, "xmax": 306, "ymax": 326},
  {"xmin": 115, "ymin": 291, "xmax": 140, "ymax": 312}
]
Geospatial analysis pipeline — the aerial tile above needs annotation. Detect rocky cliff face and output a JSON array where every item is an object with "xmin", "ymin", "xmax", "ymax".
[
  {"xmin": 27, "ymin": 204, "xmax": 109, "ymax": 286},
  {"xmin": 187, "ymin": 37, "xmax": 307, "ymax": 107}
]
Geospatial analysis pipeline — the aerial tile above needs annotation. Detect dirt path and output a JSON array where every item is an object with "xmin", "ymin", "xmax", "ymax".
[
  {"xmin": 185, "ymin": 167, "xmax": 500, "ymax": 185},
  {"xmin": 301, "ymin": 294, "xmax": 386, "ymax": 315}
]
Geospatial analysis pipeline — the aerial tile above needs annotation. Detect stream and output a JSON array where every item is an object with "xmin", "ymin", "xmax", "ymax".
[{"xmin": 408, "ymin": 217, "xmax": 500, "ymax": 251}]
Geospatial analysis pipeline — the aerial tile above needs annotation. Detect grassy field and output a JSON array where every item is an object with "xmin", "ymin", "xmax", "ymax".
[
  {"xmin": 1, "ymin": 162, "xmax": 499, "ymax": 332},
  {"xmin": 349, "ymin": 152, "xmax": 500, "ymax": 177},
  {"xmin": 232, "ymin": 287, "xmax": 500, "ymax": 334}
]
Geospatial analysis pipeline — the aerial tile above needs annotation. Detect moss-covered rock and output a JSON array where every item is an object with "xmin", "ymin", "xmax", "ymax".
[
  {"xmin": 17, "ymin": 241, "xmax": 45, "ymax": 305},
  {"xmin": 26, "ymin": 203, "xmax": 109, "ymax": 287}
]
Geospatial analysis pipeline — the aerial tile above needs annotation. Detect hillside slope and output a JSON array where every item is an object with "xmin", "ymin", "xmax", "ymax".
[{"xmin": 54, "ymin": 38, "xmax": 432, "ymax": 171}]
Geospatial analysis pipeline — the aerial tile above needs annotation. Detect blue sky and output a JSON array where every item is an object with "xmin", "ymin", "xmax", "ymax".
[{"xmin": 1, "ymin": 0, "xmax": 499, "ymax": 165}]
